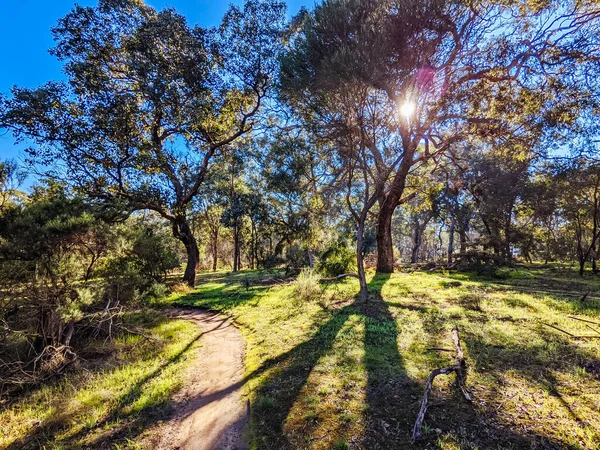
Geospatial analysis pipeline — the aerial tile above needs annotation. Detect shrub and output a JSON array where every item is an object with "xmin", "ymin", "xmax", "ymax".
[
  {"xmin": 293, "ymin": 268, "xmax": 321, "ymax": 301},
  {"xmin": 317, "ymin": 242, "xmax": 356, "ymax": 277},
  {"xmin": 285, "ymin": 243, "xmax": 308, "ymax": 268}
]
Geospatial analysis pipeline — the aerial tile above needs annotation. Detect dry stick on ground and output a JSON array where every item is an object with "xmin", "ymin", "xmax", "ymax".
[
  {"xmin": 411, "ymin": 326, "xmax": 472, "ymax": 444},
  {"xmin": 541, "ymin": 322, "xmax": 600, "ymax": 339},
  {"xmin": 318, "ymin": 273, "xmax": 360, "ymax": 283},
  {"xmin": 567, "ymin": 315, "xmax": 600, "ymax": 326}
]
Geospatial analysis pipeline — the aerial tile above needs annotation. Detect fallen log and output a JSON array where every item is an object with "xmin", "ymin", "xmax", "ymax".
[{"xmin": 411, "ymin": 326, "xmax": 472, "ymax": 444}]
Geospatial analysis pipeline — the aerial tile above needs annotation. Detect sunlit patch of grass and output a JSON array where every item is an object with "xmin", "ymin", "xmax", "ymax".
[
  {"xmin": 160, "ymin": 267, "xmax": 600, "ymax": 449},
  {"xmin": 0, "ymin": 311, "xmax": 199, "ymax": 449}
]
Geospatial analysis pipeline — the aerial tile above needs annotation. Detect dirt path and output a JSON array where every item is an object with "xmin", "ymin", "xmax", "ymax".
[{"xmin": 148, "ymin": 308, "xmax": 249, "ymax": 450}]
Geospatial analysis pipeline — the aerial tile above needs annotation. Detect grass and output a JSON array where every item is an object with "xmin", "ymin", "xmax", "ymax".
[
  {"xmin": 166, "ymin": 267, "xmax": 600, "ymax": 450},
  {"xmin": 0, "ymin": 310, "xmax": 201, "ymax": 449}
]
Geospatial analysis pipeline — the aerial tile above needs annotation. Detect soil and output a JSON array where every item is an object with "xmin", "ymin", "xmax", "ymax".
[{"xmin": 145, "ymin": 308, "xmax": 249, "ymax": 450}]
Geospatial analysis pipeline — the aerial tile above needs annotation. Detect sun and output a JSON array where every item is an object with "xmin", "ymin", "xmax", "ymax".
[{"xmin": 400, "ymin": 101, "xmax": 416, "ymax": 118}]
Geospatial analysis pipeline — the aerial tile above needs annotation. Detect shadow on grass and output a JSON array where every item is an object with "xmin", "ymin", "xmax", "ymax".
[
  {"xmin": 161, "ymin": 271, "xmax": 600, "ymax": 448},
  {"xmin": 5, "ymin": 322, "xmax": 202, "ymax": 450}
]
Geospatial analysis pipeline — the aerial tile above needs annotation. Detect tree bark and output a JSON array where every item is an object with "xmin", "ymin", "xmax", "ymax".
[
  {"xmin": 411, "ymin": 223, "xmax": 422, "ymax": 264},
  {"xmin": 448, "ymin": 216, "xmax": 456, "ymax": 265},
  {"xmin": 233, "ymin": 221, "xmax": 240, "ymax": 272},
  {"xmin": 212, "ymin": 240, "xmax": 218, "ymax": 271},
  {"xmin": 357, "ymin": 224, "xmax": 369, "ymax": 301},
  {"xmin": 375, "ymin": 140, "xmax": 416, "ymax": 274},
  {"xmin": 376, "ymin": 203, "xmax": 395, "ymax": 273},
  {"xmin": 174, "ymin": 219, "xmax": 199, "ymax": 287}
]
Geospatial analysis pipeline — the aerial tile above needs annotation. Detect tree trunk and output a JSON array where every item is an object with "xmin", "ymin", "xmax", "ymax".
[
  {"xmin": 174, "ymin": 219, "xmax": 199, "ymax": 287},
  {"xmin": 233, "ymin": 221, "xmax": 240, "ymax": 272},
  {"xmin": 448, "ymin": 216, "xmax": 456, "ymax": 265},
  {"xmin": 375, "ymin": 138, "xmax": 417, "ymax": 274},
  {"xmin": 376, "ymin": 203, "xmax": 395, "ymax": 273},
  {"xmin": 212, "ymin": 242, "xmax": 218, "ymax": 271},
  {"xmin": 308, "ymin": 249, "xmax": 314, "ymax": 269},
  {"xmin": 411, "ymin": 219, "xmax": 422, "ymax": 264},
  {"xmin": 357, "ymin": 224, "xmax": 369, "ymax": 302}
]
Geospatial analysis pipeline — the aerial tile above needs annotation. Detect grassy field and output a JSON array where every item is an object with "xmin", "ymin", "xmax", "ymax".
[
  {"xmin": 162, "ymin": 266, "xmax": 600, "ymax": 450},
  {"xmin": 0, "ymin": 311, "xmax": 201, "ymax": 450}
]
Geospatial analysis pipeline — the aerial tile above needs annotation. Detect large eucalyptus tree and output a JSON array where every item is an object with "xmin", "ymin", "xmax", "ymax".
[
  {"xmin": 0, "ymin": 0, "xmax": 285, "ymax": 286},
  {"xmin": 280, "ymin": 0, "xmax": 600, "ymax": 281}
]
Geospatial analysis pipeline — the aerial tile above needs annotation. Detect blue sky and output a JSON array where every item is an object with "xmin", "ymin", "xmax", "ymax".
[{"xmin": 0, "ymin": 0, "xmax": 308, "ymax": 186}]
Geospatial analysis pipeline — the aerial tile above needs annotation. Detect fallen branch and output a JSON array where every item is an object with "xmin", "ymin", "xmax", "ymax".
[
  {"xmin": 567, "ymin": 315, "xmax": 600, "ymax": 326},
  {"xmin": 411, "ymin": 326, "xmax": 472, "ymax": 444},
  {"xmin": 318, "ymin": 273, "xmax": 360, "ymax": 283},
  {"xmin": 541, "ymin": 322, "xmax": 600, "ymax": 339},
  {"xmin": 585, "ymin": 324, "xmax": 600, "ymax": 336}
]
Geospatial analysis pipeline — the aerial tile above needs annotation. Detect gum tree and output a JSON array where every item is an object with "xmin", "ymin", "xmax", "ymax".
[
  {"xmin": 281, "ymin": 0, "xmax": 600, "ymax": 276},
  {"xmin": 0, "ymin": 0, "xmax": 285, "ymax": 286}
]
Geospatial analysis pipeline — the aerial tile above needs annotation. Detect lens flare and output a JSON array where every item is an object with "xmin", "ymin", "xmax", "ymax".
[{"xmin": 400, "ymin": 101, "xmax": 416, "ymax": 118}]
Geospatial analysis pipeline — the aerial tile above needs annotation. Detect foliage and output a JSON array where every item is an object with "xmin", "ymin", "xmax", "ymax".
[
  {"xmin": 0, "ymin": 0, "xmax": 286, "ymax": 285},
  {"xmin": 0, "ymin": 187, "xmax": 182, "ymax": 395},
  {"xmin": 293, "ymin": 268, "xmax": 321, "ymax": 301},
  {"xmin": 285, "ymin": 243, "xmax": 309, "ymax": 268},
  {"xmin": 316, "ymin": 241, "xmax": 356, "ymax": 277}
]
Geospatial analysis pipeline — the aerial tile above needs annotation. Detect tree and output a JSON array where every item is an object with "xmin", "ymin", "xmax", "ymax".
[
  {"xmin": 0, "ymin": 160, "xmax": 25, "ymax": 212},
  {"xmin": 0, "ymin": 0, "xmax": 285, "ymax": 286},
  {"xmin": 556, "ymin": 158, "xmax": 600, "ymax": 275},
  {"xmin": 281, "ymin": 0, "xmax": 600, "ymax": 276}
]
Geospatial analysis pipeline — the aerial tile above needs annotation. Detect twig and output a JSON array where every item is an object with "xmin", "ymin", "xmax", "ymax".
[
  {"xmin": 585, "ymin": 324, "xmax": 600, "ymax": 336},
  {"xmin": 119, "ymin": 326, "xmax": 158, "ymax": 341},
  {"xmin": 542, "ymin": 322, "xmax": 576, "ymax": 337},
  {"xmin": 567, "ymin": 315, "xmax": 600, "ymax": 326},
  {"xmin": 411, "ymin": 326, "xmax": 471, "ymax": 444},
  {"xmin": 541, "ymin": 322, "xmax": 600, "ymax": 339},
  {"xmin": 319, "ymin": 273, "xmax": 360, "ymax": 283}
]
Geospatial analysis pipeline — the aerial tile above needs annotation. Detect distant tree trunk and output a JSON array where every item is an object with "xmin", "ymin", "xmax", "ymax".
[
  {"xmin": 357, "ymin": 223, "xmax": 368, "ymax": 302},
  {"xmin": 411, "ymin": 213, "xmax": 433, "ymax": 264},
  {"xmin": 411, "ymin": 220, "xmax": 422, "ymax": 264},
  {"xmin": 212, "ymin": 239, "xmax": 218, "ymax": 271},
  {"xmin": 308, "ymin": 248, "xmax": 314, "ymax": 269},
  {"xmin": 174, "ymin": 218, "xmax": 199, "ymax": 287},
  {"xmin": 448, "ymin": 216, "xmax": 456, "ymax": 265},
  {"xmin": 250, "ymin": 220, "xmax": 256, "ymax": 270},
  {"xmin": 233, "ymin": 221, "xmax": 240, "ymax": 272}
]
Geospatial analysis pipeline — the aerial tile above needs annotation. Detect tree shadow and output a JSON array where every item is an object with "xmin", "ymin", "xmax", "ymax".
[
  {"xmin": 360, "ymin": 272, "xmax": 417, "ymax": 447},
  {"xmin": 5, "ymin": 325, "xmax": 204, "ymax": 450}
]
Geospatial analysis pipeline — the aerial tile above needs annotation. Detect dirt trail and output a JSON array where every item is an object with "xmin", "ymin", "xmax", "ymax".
[{"xmin": 148, "ymin": 308, "xmax": 249, "ymax": 450}]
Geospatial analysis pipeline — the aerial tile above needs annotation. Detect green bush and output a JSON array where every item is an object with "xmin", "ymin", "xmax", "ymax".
[
  {"xmin": 293, "ymin": 268, "xmax": 321, "ymax": 301},
  {"xmin": 317, "ymin": 242, "xmax": 356, "ymax": 277},
  {"xmin": 285, "ymin": 243, "xmax": 308, "ymax": 268}
]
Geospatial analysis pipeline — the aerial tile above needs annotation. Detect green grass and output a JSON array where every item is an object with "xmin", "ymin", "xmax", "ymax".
[
  {"xmin": 167, "ymin": 267, "xmax": 600, "ymax": 450},
  {"xmin": 0, "ymin": 310, "xmax": 201, "ymax": 449}
]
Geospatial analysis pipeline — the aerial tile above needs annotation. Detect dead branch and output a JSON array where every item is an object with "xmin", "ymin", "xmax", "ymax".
[
  {"xmin": 318, "ymin": 273, "xmax": 360, "ymax": 283},
  {"xmin": 411, "ymin": 326, "xmax": 472, "ymax": 444},
  {"xmin": 567, "ymin": 315, "xmax": 600, "ymax": 326},
  {"xmin": 541, "ymin": 322, "xmax": 600, "ymax": 339}
]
